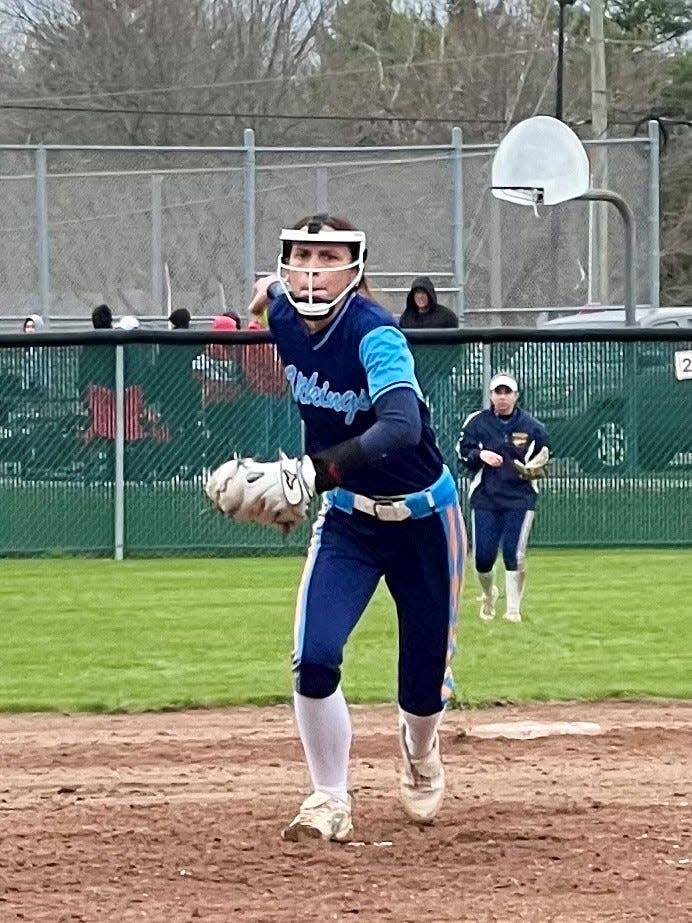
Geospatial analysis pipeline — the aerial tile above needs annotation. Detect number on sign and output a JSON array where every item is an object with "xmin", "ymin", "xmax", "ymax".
[{"xmin": 674, "ymin": 351, "xmax": 692, "ymax": 381}]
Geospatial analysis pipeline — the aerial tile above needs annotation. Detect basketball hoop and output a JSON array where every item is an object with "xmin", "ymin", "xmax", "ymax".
[
  {"xmin": 491, "ymin": 116, "xmax": 590, "ymax": 207},
  {"xmin": 489, "ymin": 115, "xmax": 637, "ymax": 326}
]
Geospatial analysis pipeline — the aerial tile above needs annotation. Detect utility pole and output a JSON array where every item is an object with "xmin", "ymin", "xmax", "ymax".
[
  {"xmin": 556, "ymin": 0, "xmax": 576, "ymax": 121},
  {"xmin": 589, "ymin": 0, "xmax": 609, "ymax": 306}
]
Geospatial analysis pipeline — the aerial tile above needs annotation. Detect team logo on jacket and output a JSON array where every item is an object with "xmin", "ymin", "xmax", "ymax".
[{"xmin": 511, "ymin": 431, "xmax": 529, "ymax": 448}]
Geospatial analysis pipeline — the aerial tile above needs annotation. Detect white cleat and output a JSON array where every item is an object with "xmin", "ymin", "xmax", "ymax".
[
  {"xmin": 281, "ymin": 791, "xmax": 353, "ymax": 843},
  {"xmin": 399, "ymin": 725, "xmax": 445, "ymax": 825},
  {"xmin": 504, "ymin": 609, "xmax": 522, "ymax": 623},
  {"xmin": 479, "ymin": 585, "xmax": 500, "ymax": 621}
]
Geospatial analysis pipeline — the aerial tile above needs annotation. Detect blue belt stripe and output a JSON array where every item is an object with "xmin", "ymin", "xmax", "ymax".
[{"xmin": 328, "ymin": 465, "xmax": 457, "ymax": 520}]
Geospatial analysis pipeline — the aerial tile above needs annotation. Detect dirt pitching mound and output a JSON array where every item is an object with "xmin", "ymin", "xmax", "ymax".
[{"xmin": 1, "ymin": 700, "xmax": 690, "ymax": 922}]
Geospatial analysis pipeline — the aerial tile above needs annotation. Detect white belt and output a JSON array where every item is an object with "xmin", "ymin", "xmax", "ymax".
[
  {"xmin": 330, "ymin": 475, "xmax": 448, "ymax": 521},
  {"xmin": 351, "ymin": 494, "xmax": 412, "ymax": 522}
]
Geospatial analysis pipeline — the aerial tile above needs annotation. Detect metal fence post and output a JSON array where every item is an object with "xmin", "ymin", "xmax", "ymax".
[
  {"xmin": 114, "ymin": 345, "xmax": 125, "ymax": 560},
  {"xmin": 243, "ymin": 128, "xmax": 256, "ymax": 300},
  {"xmin": 489, "ymin": 196, "xmax": 502, "ymax": 323},
  {"xmin": 315, "ymin": 166, "xmax": 329, "ymax": 213},
  {"xmin": 34, "ymin": 145, "xmax": 51, "ymax": 327},
  {"xmin": 482, "ymin": 343, "xmax": 492, "ymax": 409},
  {"xmin": 151, "ymin": 174, "xmax": 163, "ymax": 315},
  {"xmin": 451, "ymin": 127, "xmax": 465, "ymax": 324},
  {"xmin": 647, "ymin": 120, "xmax": 661, "ymax": 312}
]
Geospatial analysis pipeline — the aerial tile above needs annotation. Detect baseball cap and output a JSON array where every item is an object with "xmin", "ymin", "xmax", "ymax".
[{"xmin": 489, "ymin": 373, "xmax": 519, "ymax": 392}]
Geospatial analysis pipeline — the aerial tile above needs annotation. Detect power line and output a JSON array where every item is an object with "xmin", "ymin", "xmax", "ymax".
[
  {"xmin": 0, "ymin": 48, "xmax": 556, "ymax": 107},
  {"xmin": 0, "ymin": 101, "xmax": 684, "ymax": 130},
  {"xmin": 0, "ymin": 101, "xmax": 510, "ymax": 125}
]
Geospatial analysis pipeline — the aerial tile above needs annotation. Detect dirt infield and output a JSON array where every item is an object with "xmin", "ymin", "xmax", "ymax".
[{"xmin": 1, "ymin": 701, "xmax": 690, "ymax": 922}]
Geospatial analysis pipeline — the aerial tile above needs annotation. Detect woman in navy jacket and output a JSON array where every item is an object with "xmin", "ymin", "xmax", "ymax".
[{"xmin": 456, "ymin": 372, "xmax": 550, "ymax": 623}]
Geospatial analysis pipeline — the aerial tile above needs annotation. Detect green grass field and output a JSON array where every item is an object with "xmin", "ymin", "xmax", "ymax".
[{"xmin": 1, "ymin": 549, "xmax": 689, "ymax": 713}]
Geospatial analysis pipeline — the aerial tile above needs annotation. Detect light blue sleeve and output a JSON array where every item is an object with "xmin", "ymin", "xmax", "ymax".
[{"xmin": 359, "ymin": 326, "xmax": 423, "ymax": 402}]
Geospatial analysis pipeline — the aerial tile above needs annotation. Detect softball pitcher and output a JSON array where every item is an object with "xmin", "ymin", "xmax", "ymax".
[{"xmin": 206, "ymin": 214, "xmax": 465, "ymax": 842}]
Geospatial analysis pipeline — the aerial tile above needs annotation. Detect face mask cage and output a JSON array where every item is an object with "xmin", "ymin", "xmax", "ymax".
[{"xmin": 277, "ymin": 228, "xmax": 367, "ymax": 319}]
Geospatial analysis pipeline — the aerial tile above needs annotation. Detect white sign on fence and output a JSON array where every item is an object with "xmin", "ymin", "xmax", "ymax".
[{"xmin": 674, "ymin": 350, "xmax": 692, "ymax": 381}]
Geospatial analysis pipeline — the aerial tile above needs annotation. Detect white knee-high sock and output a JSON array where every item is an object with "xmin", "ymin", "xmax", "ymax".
[
  {"xmin": 477, "ymin": 569, "xmax": 495, "ymax": 595},
  {"xmin": 399, "ymin": 707, "xmax": 445, "ymax": 759},
  {"xmin": 506, "ymin": 569, "xmax": 522, "ymax": 612},
  {"xmin": 293, "ymin": 688, "xmax": 351, "ymax": 803}
]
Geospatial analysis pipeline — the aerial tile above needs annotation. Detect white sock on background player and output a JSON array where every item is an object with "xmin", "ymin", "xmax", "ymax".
[
  {"xmin": 505, "ymin": 570, "xmax": 522, "ymax": 613},
  {"xmin": 477, "ymin": 569, "xmax": 495, "ymax": 596},
  {"xmin": 399, "ymin": 707, "xmax": 444, "ymax": 759},
  {"xmin": 293, "ymin": 688, "xmax": 351, "ymax": 803}
]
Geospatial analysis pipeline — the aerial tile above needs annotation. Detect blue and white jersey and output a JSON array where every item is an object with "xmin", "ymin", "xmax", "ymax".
[
  {"xmin": 456, "ymin": 407, "xmax": 550, "ymax": 511},
  {"xmin": 268, "ymin": 292, "xmax": 443, "ymax": 496}
]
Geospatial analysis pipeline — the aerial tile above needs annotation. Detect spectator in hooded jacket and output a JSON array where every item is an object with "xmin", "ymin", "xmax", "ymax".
[
  {"xmin": 397, "ymin": 277, "xmax": 459, "ymax": 400},
  {"xmin": 23, "ymin": 313, "xmax": 44, "ymax": 334},
  {"xmin": 398, "ymin": 276, "xmax": 459, "ymax": 330},
  {"xmin": 20, "ymin": 313, "xmax": 49, "ymax": 392}
]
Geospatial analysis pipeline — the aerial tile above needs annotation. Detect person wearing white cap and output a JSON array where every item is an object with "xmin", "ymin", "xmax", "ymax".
[{"xmin": 456, "ymin": 372, "xmax": 550, "ymax": 623}]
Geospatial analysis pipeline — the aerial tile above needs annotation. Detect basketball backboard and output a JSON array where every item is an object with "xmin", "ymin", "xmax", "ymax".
[{"xmin": 491, "ymin": 116, "xmax": 590, "ymax": 206}]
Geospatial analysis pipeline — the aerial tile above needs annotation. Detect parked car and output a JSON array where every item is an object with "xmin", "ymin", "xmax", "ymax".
[
  {"xmin": 404, "ymin": 310, "xmax": 692, "ymax": 476},
  {"xmin": 533, "ymin": 308, "xmax": 692, "ymax": 473},
  {"xmin": 540, "ymin": 306, "xmax": 692, "ymax": 331}
]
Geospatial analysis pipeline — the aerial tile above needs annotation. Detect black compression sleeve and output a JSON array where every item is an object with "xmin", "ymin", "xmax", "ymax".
[
  {"xmin": 311, "ymin": 440, "xmax": 367, "ymax": 492},
  {"xmin": 309, "ymin": 387, "xmax": 421, "ymax": 492}
]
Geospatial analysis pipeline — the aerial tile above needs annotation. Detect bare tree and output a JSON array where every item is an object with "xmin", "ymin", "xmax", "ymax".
[
  {"xmin": 0, "ymin": 0, "xmax": 333, "ymax": 145},
  {"xmin": 0, "ymin": 0, "xmax": 687, "ymax": 302}
]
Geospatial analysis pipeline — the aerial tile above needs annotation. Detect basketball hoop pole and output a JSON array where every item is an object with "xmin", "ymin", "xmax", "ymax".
[
  {"xmin": 577, "ymin": 189, "xmax": 636, "ymax": 326},
  {"xmin": 580, "ymin": 190, "xmax": 639, "ymax": 473},
  {"xmin": 490, "ymin": 117, "xmax": 637, "ymax": 326}
]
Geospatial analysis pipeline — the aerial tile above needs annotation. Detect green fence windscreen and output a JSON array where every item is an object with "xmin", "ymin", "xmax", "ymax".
[{"xmin": 1, "ymin": 330, "xmax": 691, "ymax": 555}]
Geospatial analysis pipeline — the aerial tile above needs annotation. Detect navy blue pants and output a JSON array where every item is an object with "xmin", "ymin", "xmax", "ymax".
[
  {"xmin": 472, "ymin": 507, "xmax": 535, "ymax": 573},
  {"xmin": 293, "ymin": 501, "xmax": 465, "ymax": 716}
]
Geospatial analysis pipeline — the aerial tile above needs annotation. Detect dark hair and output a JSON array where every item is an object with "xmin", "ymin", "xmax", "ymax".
[
  {"xmin": 168, "ymin": 307, "xmax": 191, "ymax": 329},
  {"xmin": 288, "ymin": 214, "xmax": 370, "ymax": 295},
  {"xmin": 92, "ymin": 304, "xmax": 113, "ymax": 329},
  {"xmin": 223, "ymin": 310, "xmax": 242, "ymax": 330}
]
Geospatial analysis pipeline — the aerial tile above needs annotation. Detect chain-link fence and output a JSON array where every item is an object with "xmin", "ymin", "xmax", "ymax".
[
  {"xmin": 1, "ymin": 328, "xmax": 690, "ymax": 557},
  {"xmin": 0, "ymin": 127, "xmax": 659, "ymax": 332}
]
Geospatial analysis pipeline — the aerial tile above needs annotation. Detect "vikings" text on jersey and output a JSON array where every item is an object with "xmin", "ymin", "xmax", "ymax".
[{"xmin": 285, "ymin": 365, "xmax": 371, "ymax": 425}]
